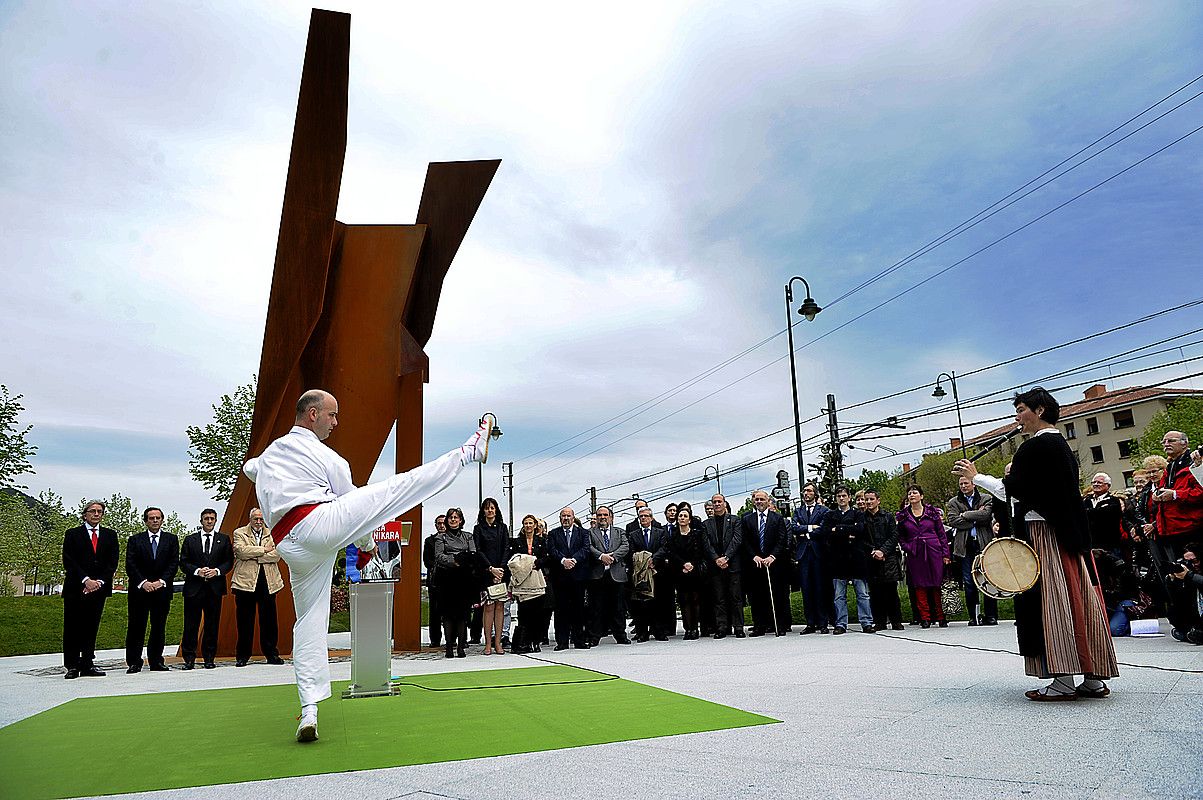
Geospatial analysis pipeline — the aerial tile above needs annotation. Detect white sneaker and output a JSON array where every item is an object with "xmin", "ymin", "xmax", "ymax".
[
  {"xmin": 296, "ymin": 712, "xmax": 318, "ymax": 742},
  {"xmin": 461, "ymin": 418, "xmax": 493, "ymax": 465}
]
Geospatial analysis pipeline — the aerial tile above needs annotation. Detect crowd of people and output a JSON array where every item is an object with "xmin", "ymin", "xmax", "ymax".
[{"xmin": 420, "ymin": 429, "xmax": 1203, "ymax": 660}]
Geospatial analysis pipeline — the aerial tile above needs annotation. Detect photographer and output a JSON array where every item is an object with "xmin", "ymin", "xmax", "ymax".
[{"xmin": 1166, "ymin": 543, "xmax": 1202, "ymax": 645}]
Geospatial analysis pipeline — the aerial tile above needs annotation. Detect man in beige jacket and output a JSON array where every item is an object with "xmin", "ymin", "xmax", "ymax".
[{"xmin": 231, "ymin": 508, "xmax": 286, "ymax": 666}]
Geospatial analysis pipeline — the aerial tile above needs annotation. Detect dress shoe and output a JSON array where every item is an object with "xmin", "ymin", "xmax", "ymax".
[
  {"xmin": 653, "ymin": 634, "xmax": 668, "ymax": 641},
  {"xmin": 126, "ymin": 666, "xmax": 142, "ymax": 674},
  {"xmin": 235, "ymin": 660, "xmax": 248, "ymax": 667},
  {"xmin": 747, "ymin": 629, "xmax": 763, "ymax": 637},
  {"xmin": 713, "ymin": 632, "xmax": 727, "ymax": 640},
  {"xmin": 183, "ymin": 661, "xmax": 195, "ymax": 670},
  {"xmin": 296, "ymin": 712, "xmax": 319, "ymax": 742},
  {"xmin": 615, "ymin": 638, "xmax": 632, "ymax": 645},
  {"xmin": 203, "ymin": 662, "xmax": 216, "ymax": 669},
  {"xmin": 683, "ymin": 631, "xmax": 698, "ymax": 641},
  {"xmin": 892, "ymin": 623, "xmax": 904, "ymax": 631},
  {"xmin": 445, "ymin": 646, "xmax": 456, "ymax": 658},
  {"xmin": 82, "ymin": 666, "xmax": 106, "ymax": 677},
  {"xmin": 861, "ymin": 625, "xmax": 876, "ymax": 634},
  {"xmin": 553, "ymin": 643, "xmax": 569, "ymax": 651},
  {"xmin": 967, "ymin": 618, "xmax": 978, "ymax": 627},
  {"xmin": 1187, "ymin": 628, "xmax": 1203, "ymax": 645},
  {"xmin": 799, "ymin": 626, "xmax": 817, "ymax": 635},
  {"xmin": 469, "ymin": 638, "xmax": 482, "ymax": 645},
  {"xmin": 634, "ymin": 635, "xmax": 649, "ymax": 643},
  {"xmin": 774, "ymin": 631, "xmax": 787, "ymax": 637},
  {"xmin": 832, "ymin": 627, "xmax": 846, "ymax": 635},
  {"xmin": 733, "ymin": 629, "xmax": 746, "ymax": 638},
  {"xmin": 456, "ymin": 649, "xmax": 467, "ymax": 658},
  {"xmin": 149, "ymin": 663, "xmax": 169, "ymax": 672},
  {"xmin": 938, "ymin": 620, "xmax": 949, "ymax": 628},
  {"xmin": 982, "ymin": 617, "xmax": 998, "ymax": 626},
  {"xmin": 919, "ymin": 621, "xmax": 931, "ymax": 629},
  {"xmin": 266, "ymin": 656, "xmax": 286, "ymax": 665},
  {"xmin": 64, "ymin": 669, "xmax": 79, "ymax": 680}
]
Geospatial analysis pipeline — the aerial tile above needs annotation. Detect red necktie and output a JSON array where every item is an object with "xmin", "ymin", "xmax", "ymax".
[{"xmin": 91, "ymin": 530, "xmax": 98, "ymax": 553}]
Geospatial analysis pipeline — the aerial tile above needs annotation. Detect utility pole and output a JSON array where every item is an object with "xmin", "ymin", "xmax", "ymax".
[
  {"xmin": 826, "ymin": 393, "xmax": 843, "ymax": 497},
  {"xmin": 502, "ymin": 461, "xmax": 514, "ymax": 530},
  {"xmin": 589, "ymin": 486, "xmax": 597, "ymax": 521}
]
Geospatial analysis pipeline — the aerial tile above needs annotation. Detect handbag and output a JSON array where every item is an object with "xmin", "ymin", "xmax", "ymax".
[
  {"xmin": 484, "ymin": 581, "xmax": 509, "ymax": 602},
  {"xmin": 940, "ymin": 577, "xmax": 964, "ymax": 616}
]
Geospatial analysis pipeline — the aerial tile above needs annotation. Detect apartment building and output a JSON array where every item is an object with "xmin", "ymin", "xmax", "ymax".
[{"xmin": 966, "ymin": 383, "xmax": 1203, "ymax": 488}]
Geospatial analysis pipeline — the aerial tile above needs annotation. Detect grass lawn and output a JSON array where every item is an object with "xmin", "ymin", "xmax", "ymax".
[{"xmin": 0, "ymin": 596, "xmax": 430, "ymax": 657}]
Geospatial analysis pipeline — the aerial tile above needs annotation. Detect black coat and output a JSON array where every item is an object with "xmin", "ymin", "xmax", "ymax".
[
  {"xmin": 180, "ymin": 531, "xmax": 233, "ymax": 599},
  {"xmin": 125, "ymin": 530, "xmax": 180, "ymax": 593},
  {"xmin": 863, "ymin": 510, "xmax": 902, "ymax": 582},
  {"xmin": 1084, "ymin": 494, "xmax": 1124, "ymax": 551},
  {"xmin": 702, "ymin": 514, "xmax": 743, "ymax": 572},
  {"xmin": 819, "ymin": 507, "xmax": 871, "ymax": 580},
  {"xmin": 1005, "ymin": 431, "xmax": 1092, "ymax": 554},
  {"xmin": 474, "ymin": 520, "xmax": 512, "ymax": 582},
  {"xmin": 658, "ymin": 528, "xmax": 707, "ymax": 584},
  {"xmin": 62, "ymin": 525, "xmax": 119, "ymax": 598},
  {"xmin": 509, "ymin": 534, "xmax": 551, "ymax": 572}
]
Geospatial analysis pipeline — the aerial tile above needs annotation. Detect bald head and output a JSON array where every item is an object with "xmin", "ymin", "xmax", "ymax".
[{"xmin": 295, "ymin": 390, "xmax": 339, "ymax": 440}]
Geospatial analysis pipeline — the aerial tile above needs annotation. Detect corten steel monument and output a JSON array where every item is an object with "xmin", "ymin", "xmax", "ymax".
[{"xmin": 210, "ymin": 9, "xmax": 499, "ymax": 657}]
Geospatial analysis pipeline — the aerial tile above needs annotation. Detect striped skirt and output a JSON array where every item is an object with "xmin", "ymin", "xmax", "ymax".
[{"xmin": 1023, "ymin": 520, "xmax": 1119, "ymax": 679}]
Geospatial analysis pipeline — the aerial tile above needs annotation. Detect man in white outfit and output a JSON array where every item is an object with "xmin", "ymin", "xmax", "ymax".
[{"xmin": 243, "ymin": 389, "xmax": 492, "ymax": 742}]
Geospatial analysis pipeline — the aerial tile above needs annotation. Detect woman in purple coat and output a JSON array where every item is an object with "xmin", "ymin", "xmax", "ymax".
[{"xmin": 896, "ymin": 485, "xmax": 951, "ymax": 628}]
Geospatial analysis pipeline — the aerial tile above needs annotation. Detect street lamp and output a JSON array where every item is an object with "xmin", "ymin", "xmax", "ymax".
[
  {"xmin": 932, "ymin": 372, "xmax": 966, "ymax": 458},
  {"xmin": 478, "ymin": 412, "xmax": 503, "ymax": 507},
  {"xmin": 785, "ymin": 276, "xmax": 822, "ymax": 504},
  {"xmin": 703, "ymin": 464, "xmax": 722, "ymax": 494}
]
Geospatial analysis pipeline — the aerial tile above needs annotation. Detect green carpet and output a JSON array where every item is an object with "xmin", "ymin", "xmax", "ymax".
[{"xmin": 0, "ymin": 665, "xmax": 776, "ymax": 799}]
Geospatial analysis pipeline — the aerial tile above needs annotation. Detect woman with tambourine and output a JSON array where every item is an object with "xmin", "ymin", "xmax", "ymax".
[{"xmin": 953, "ymin": 387, "xmax": 1118, "ymax": 701}]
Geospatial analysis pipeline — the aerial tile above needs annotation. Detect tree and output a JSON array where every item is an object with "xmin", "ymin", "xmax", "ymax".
[
  {"xmin": 0, "ymin": 489, "xmax": 70, "ymax": 595},
  {"xmin": 0, "ymin": 385, "xmax": 37, "ymax": 490},
  {"xmin": 806, "ymin": 443, "xmax": 841, "ymax": 500},
  {"xmin": 1131, "ymin": 397, "xmax": 1203, "ymax": 468},
  {"xmin": 187, "ymin": 378, "xmax": 256, "ymax": 501},
  {"xmin": 849, "ymin": 468, "xmax": 902, "ymax": 512}
]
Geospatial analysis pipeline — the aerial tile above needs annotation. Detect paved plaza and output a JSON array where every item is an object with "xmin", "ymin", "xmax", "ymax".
[{"xmin": 2, "ymin": 622, "xmax": 1200, "ymax": 800}]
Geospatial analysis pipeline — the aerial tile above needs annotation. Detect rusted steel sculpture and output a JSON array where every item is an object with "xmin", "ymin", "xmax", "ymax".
[{"xmin": 209, "ymin": 8, "xmax": 499, "ymax": 657}]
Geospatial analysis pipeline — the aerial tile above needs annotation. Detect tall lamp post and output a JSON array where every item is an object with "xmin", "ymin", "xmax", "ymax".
[
  {"xmin": 477, "ymin": 412, "xmax": 503, "ymax": 507},
  {"xmin": 932, "ymin": 372, "xmax": 966, "ymax": 458},
  {"xmin": 785, "ymin": 276, "xmax": 823, "ymax": 502},
  {"xmin": 703, "ymin": 464, "xmax": 722, "ymax": 494}
]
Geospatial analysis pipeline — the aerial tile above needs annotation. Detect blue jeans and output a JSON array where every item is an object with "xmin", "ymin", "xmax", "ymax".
[
  {"xmin": 833, "ymin": 578, "xmax": 873, "ymax": 629},
  {"xmin": 1109, "ymin": 600, "xmax": 1137, "ymax": 637}
]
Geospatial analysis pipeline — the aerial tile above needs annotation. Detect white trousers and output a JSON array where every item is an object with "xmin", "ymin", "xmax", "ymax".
[{"xmin": 277, "ymin": 447, "xmax": 467, "ymax": 707}]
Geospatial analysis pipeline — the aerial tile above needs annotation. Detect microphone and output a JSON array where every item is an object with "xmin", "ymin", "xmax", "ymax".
[{"xmin": 969, "ymin": 427, "xmax": 1023, "ymax": 462}]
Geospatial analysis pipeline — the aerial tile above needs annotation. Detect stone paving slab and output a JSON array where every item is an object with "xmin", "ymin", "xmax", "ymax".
[{"xmin": 1, "ymin": 622, "xmax": 1200, "ymax": 799}]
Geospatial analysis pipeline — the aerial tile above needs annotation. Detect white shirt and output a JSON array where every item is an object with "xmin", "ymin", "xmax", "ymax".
[{"xmin": 243, "ymin": 426, "xmax": 356, "ymax": 527}]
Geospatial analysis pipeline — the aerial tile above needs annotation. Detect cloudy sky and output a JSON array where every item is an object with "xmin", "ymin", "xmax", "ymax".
[{"xmin": 3, "ymin": 1, "xmax": 1202, "ymax": 536}]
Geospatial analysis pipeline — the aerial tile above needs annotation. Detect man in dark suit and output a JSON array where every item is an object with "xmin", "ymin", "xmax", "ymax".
[
  {"xmin": 588, "ymin": 506, "xmax": 631, "ymax": 645},
  {"xmin": 548, "ymin": 507, "xmax": 591, "ymax": 650},
  {"xmin": 180, "ymin": 508, "xmax": 233, "ymax": 669},
  {"xmin": 62, "ymin": 500, "xmax": 120, "ymax": 678},
  {"xmin": 626, "ymin": 504, "xmax": 665, "ymax": 641},
  {"xmin": 791, "ymin": 482, "xmax": 831, "ymax": 634},
  {"xmin": 704, "ymin": 493, "xmax": 744, "ymax": 638},
  {"xmin": 124, "ymin": 506, "xmax": 179, "ymax": 673},
  {"xmin": 741, "ymin": 490, "xmax": 792, "ymax": 636}
]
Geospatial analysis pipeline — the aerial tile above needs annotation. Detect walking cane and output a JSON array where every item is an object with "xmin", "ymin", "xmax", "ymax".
[{"xmin": 766, "ymin": 562, "xmax": 780, "ymax": 636}]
